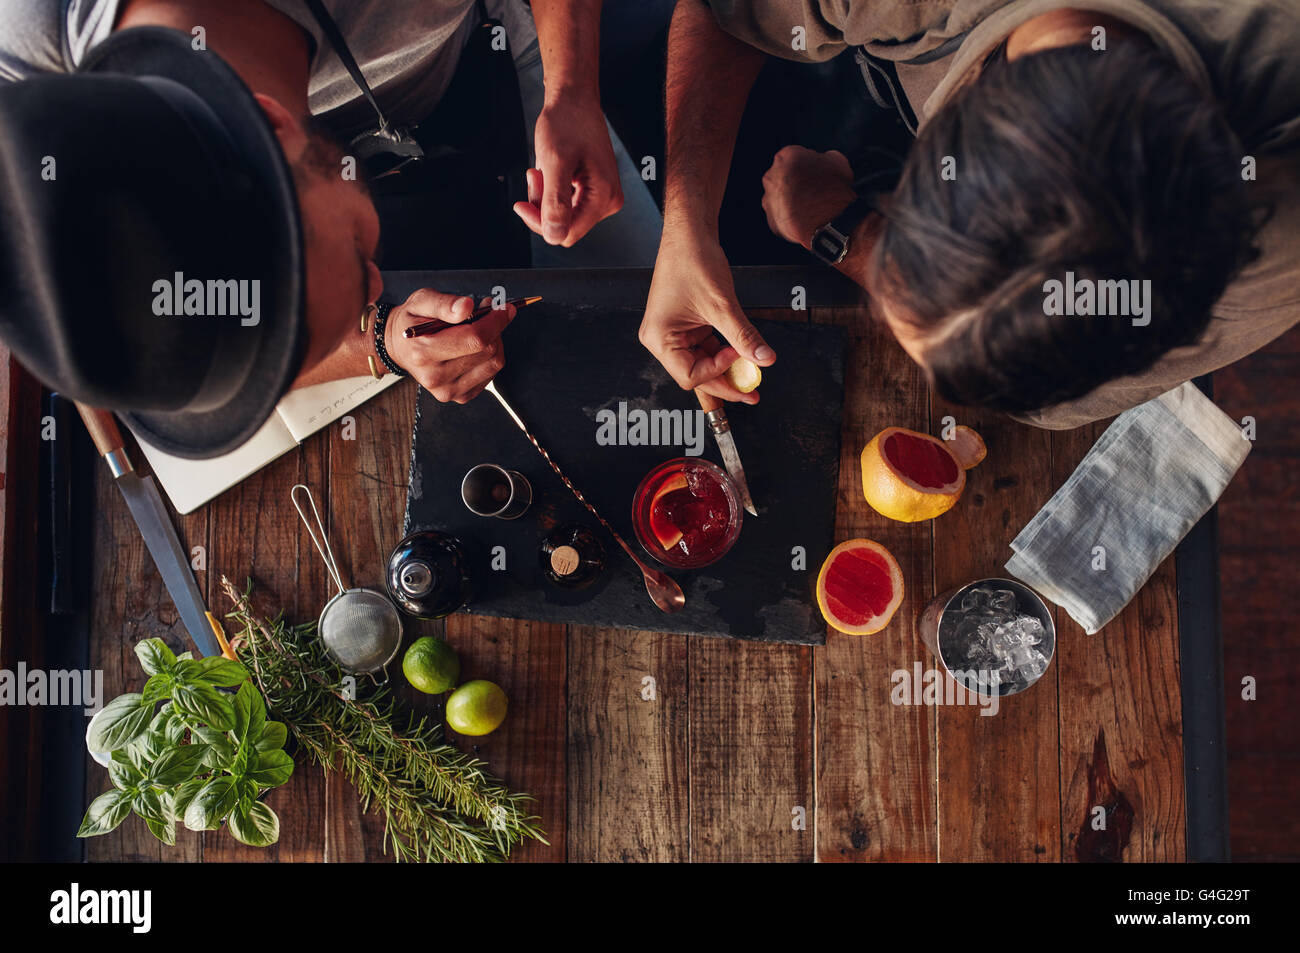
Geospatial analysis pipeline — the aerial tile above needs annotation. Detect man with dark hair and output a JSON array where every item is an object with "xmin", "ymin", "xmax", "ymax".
[
  {"xmin": 640, "ymin": 1, "xmax": 1298, "ymax": 429},
  {"xmin": 0, "ymin": 0, "xmax": 657, "ymax": 457}
]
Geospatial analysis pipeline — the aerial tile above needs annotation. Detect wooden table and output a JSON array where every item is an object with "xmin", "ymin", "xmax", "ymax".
[{"xmin": 72, "ymin": 268, "xmax": 1199, "ymax": 862}]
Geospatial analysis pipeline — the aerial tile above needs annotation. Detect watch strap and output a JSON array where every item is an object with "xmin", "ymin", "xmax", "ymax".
[{"xmin": 810, "ymin": 195, "xmax": 876, "ymax": 266}]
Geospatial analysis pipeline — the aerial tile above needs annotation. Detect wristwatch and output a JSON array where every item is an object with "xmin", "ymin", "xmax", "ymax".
[{"xmin": 810, "ymin": 196, "xmax": 876, "ymax": 266}]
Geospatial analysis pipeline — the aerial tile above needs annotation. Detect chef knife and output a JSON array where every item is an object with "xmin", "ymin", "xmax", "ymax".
[
  {"xmin": 695, "ymin": 391, "xmax": 758, "ymax": 517},
  {"xmin": 75, "ymin": 404, "xmax": 222, "ymax": 658}
]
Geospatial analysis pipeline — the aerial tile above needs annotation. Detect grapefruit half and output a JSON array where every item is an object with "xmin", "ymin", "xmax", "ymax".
[
  {"xmin": 815, "ymin": 539, "xmax": 905, "ymax": 636},
  {"xmin": 860, "ymin": 426, "xmax": 983, "ymax": 522}
]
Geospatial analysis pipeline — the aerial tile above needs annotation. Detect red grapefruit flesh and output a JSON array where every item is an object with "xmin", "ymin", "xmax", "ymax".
[
  {"xmin": 815, "ymin": 539, "xmax": 905, "ymax": 635},
  {"xmin": 883, "ymin": 432, "xmax": 960, "ymax": 488},
  {"xmin": 648, "ymin": 474, "xmax": 689, "ymax": 550}
]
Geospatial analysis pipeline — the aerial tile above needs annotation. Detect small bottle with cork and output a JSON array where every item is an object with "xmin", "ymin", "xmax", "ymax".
[{"xmin": 539, "ymin": 523, "xmax": 606, "ymax": 590}]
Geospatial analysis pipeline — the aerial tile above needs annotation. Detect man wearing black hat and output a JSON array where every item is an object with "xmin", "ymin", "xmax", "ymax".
[{"xmin": 0, "ymin": 0, "xmax": 646, "ymax": 458}]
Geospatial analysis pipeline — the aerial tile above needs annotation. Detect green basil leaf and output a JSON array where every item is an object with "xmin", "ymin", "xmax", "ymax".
[
  {"xmin": 160, "ymin": 707, "xmax": 187, "ymax": 745},
  {"xmin": 140, "ymin": 672, "xmax": 173, "ymax": 707},
  {"xmin": 246, "ymin": 683, "xmax": 267, "ymax": 739},
  {"xmin": 107, "ymin": 757, "xmax": 142, "ymax": 790},
  {"xmin": 88, "ymin": 694, "xmax": 153, "ymax": 752},
  {"xmin": 147, "ymin": 745, "xmax": 205, "ymax": 786},
  {"xmin": 170, "ymin": 777, "xmax": 208, "ymax": 820},
  {"xmin": 176, "ymin": 651, "xmax": 194, "ymax": 662},
  {"xmin": 128, "ymin": 724, "xmax": 171, "ymax": 765},
  {"xmin": 190, "ymin": 657, "xmax": 248, "ymax": 688},
  {"xmin": 238, "ymin": 778, "xmax": 259, "ymax": 811},
  {"xmin": 254, "ymin": 721, "xmax": 288, "ymax": 753},
  {"xmin": 198, "ymin": 737, "xmax": 235, "ymax": 770},
  {"xmin": 132, "ymin": 786, "xmax": 167, "ymax": 825},
  {"xmin": 191, "ymin": 726, "xmax": 227, "ymax": 746},
  {"xmin": 134, "ymin": 638, "xmax": 177, "ymax": 676},
  {"xmin": 227, "ymin": 801, "xmax": 280, "ymax": 848},
  {"xmin": 172, "ymin": 682, "xmax": 235, "ymax": 731},
  {"xmin": 77, "ymin": 789, "xmax": 133, "ymax": 837},
  {"xmin": 246, "ymin": 749, "xmax": 294, "ymax": 788},
  {"xmin": 231, "ymin": 743, "xmax": 251, "ymax": 778},
  {"xmin": 145, "ymin": 814, "xmax": 177, "ymax": 846},
  {"xmin": 183, "ymin": 776, "xmax": 238, "ymax": 832},
  {"xmin": 232, "ymin": 681, "xmax": 253, "ymax": 742}
]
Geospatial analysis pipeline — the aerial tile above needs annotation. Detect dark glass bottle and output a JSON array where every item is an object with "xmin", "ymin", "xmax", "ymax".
[
  {"xmin": 539, "ymin": 523, "xmax": 605, "ymax": 590},
  {"xmin": 386, "ymin": 530, "xmax": 472, "ymax": 619}
]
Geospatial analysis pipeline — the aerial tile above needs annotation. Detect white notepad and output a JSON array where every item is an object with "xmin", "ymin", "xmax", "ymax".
[{"xmin": 131, "ymin": 374, "xmax": 404, "ymax": 514}]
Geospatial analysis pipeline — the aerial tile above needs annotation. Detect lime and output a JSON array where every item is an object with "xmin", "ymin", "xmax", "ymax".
[
  {"xmin": 402, "ymin": 637, "xmax": 460, "ymax": 694},
  {"xmin": 445, "ymin": 680, "xmax": 508, "ymax": 736}
]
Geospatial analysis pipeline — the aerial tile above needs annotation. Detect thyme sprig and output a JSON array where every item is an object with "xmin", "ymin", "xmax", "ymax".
[{"xmin": 221, "ymin": 576, "xmax": 546, "ymax": 862}]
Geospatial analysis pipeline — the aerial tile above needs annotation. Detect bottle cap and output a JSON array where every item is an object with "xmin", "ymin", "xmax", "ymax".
[{"xmin": 550, "ymin": 545, "xmax": 581, "ymax": 577}]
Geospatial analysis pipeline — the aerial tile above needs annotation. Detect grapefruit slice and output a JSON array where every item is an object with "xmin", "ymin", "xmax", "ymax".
[
  {"xmin": 860, "ymin": 426, "xmax": 982, "ymax": 522},
  {"xmin": 725, "ymin": 357, "xmax": 762, "ymax": 394},
  {"xmin": 947, "ymin": 425, "xmax": 987, "ymax": 470},
  {"xmin": 648, "ymin": 474, "xmax": 689, "ymax": 550},
  {"xmin": 815, "ymin": 539, "xmax": 904, "ymax": 635}
]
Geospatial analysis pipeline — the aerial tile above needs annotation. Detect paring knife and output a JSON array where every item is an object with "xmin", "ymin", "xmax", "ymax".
[
  {"xmin": 695, "ymin": 391, "xmax": 758, "ymax": 517},
  {"xmin": 76, "ymin": 405, "xmax": 222, "ymax": 658}
]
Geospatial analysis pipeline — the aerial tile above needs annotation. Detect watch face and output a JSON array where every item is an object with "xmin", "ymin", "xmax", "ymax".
[{"xmin": 812, "ymin": 226, "xmax": 848, "ymax": 265}]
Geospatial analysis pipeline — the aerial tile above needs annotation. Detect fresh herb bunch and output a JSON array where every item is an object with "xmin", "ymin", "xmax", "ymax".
[
  {"xmin": 221, "ymin": 576, "xmax": 546, "ymax": 862},
  {"xmin": 79, "ymin": 639, "xmax": 295, "ymax": 847}
]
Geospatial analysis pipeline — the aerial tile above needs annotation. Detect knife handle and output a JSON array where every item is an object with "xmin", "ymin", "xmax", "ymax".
[
  {"xmin": 694, "ymin": 389, "xmax": 730, "ymax": 434},
  {"xmin": 75, "ymin": 403, "xmax": 134, "ymax": 477},
  {"xmin": 695, "ymin": 389, "xmax": 723, "ymax": 415}
]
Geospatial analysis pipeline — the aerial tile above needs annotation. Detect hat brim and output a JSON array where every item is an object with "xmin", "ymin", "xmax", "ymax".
[{"xmin": 79, "ymin": 27, "xmax": 305, "ymax": 460}]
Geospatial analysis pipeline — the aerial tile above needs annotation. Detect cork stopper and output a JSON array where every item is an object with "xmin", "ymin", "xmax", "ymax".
[{"xmin": 550, "ymin": 544, "xmax": 581, "ymax": 577}]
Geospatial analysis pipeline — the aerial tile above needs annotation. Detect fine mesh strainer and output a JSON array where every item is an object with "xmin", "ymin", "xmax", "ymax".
[{"xmin": 291, "ymin": 484, "xmax": 403, "ymax": 677}]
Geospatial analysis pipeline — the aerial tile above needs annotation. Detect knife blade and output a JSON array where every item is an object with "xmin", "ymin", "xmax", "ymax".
[
  {"xmin": 76, "ymin": 405, "xmax": 221, "ymax": 658},
  {"xmin": 695, "ymin": 391, "xmax": 758, "ymax": 517}
]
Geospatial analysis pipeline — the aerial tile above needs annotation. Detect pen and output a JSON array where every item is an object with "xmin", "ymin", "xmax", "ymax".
[{"xmin": 403, "ymin": 295, "xmax": 542, "ymax": 338}]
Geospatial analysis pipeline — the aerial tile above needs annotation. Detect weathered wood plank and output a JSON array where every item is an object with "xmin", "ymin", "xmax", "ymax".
[
  {"xmin": 85, "ymin": 454, "xmax": 204, "ymax": 862},
  {"xmin": 688, "ymin": 636, "xmax": 814, "ymax": 861},
  {"xmin": 323, "ymin": 383, "xmax": 417, "ymax": 862},
  {"xmin": 445, "ymin": 613, "xmax": 568, "ymax": 862},
  {"xmin": 566, "ymin": 626, "xmax": 689, "ymax": 862},
  {"xmin": 1051, "ymin": 423, "xmax": 1185, "ymax": 862},
  {"xmin": 931, "ymin": 402, "xmax": 1061, "ymax": 861},
  {"xmin": 812, "ymin": 306, "xmax": 937, "ymax": 862},
  {"xmin": 203, "ymin": 440, "xmax": 329, "ymax": 862}
]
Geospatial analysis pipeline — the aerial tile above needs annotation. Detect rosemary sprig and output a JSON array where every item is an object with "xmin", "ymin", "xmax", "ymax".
[{"xmin": 221, "ymin": 576, "xmax": 547, "ymax": 862}]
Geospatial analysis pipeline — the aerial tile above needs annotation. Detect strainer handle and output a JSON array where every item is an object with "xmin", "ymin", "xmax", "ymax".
[{"xmin": 291, "ymin": 484, "xmax": 346, "ymax": 595}]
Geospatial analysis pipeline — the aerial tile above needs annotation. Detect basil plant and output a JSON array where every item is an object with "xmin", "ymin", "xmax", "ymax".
[{"xmin": 79, "ymin": 638, "xmax": 294, "ymax": 848}]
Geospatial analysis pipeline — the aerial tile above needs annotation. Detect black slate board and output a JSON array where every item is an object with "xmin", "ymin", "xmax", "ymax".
[{"xmin": 403, "ymin": 304, "xmax": 844, "ymax": 644}]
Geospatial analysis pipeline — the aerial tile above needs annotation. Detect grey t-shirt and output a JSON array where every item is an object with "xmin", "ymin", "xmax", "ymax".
[{"xmin": 0, "ymin": 0, "xmax": 537, "ymax": 137}]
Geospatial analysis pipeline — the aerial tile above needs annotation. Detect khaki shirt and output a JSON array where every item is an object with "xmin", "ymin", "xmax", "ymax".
[{"xmin": 707, "ymin": 0, "xmax": 1300, "ymax": 429}]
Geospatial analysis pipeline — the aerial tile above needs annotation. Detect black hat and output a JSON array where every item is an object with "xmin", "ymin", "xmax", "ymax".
[{"xmin": 0, "ymin": 27, "xmax": 304, "ymax": 458}]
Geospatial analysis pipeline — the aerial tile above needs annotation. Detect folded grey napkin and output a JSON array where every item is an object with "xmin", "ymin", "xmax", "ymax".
[{"xmin": 1005, "ymin": 381, "xmax": 1250, "ymax": 634}]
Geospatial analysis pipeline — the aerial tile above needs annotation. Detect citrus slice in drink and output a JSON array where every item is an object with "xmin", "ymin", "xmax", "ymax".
[
  {"xmin": 815, "ymin": 539, "xmax": 904, "ymax": 635},
  {"xmin": 648, "ymin": 473, "xmax": 689, "ymax": 550},
  {"xmin": 860, "ymin": 426, "xmax": 982, "ymax": 522}
]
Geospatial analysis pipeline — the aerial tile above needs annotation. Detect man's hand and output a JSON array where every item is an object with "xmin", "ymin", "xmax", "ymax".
[
  {"xmin": 761, "ymin": 146, "xmax": 857, "ymax": 249},
  {"xmin": 514, "ymin": 95, "xmax": 624, "ymax": 247},
  {"xmin": 639, "ymin": 232, "xmax": 775, "ymax": 404},
  {"xmin": 384, "ymin": 290, "xmax": 516, "ymax": 403}
]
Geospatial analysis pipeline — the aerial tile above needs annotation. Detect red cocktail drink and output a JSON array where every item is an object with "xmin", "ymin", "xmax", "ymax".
[{"xmin": 632, "ymin": 458, "xmax": 743, "ymax": 569}]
